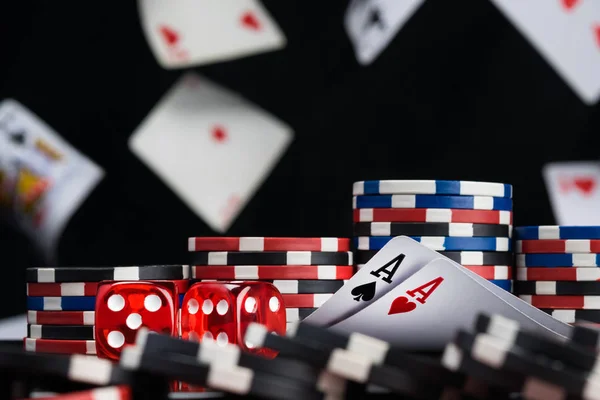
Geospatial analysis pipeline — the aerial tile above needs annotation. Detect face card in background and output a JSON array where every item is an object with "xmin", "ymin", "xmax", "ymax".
[
  {"xmin": 543, "ymin": 161, "xmax": 600, "ymax": 225},
  {"xmin": 129, "ymin": 73, "xmax": 294, "ymax": 233},
  {"xmin": 138, "ymin": 0, "xmax": 286, "ymax": 69},
  {"xmin": 304, "ymin": 236, "xmax": 447, "ymax": 326},
  {"xmin": 330, "ymin": 258, "xmax": 572, "ymax": 350},
  {"xmin": 0, "ymin": 100, "xmax": 104, "ymax": 262},
  {"xmin": 489, "ymin": 0, "xmax": 600, "ymax": 104},
  {"xmin": 345, "ymin": 0, "xmax": 426, "ymax": 65}
]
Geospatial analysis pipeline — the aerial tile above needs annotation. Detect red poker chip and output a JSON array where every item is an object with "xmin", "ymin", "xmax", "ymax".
[
  {"xmin": 517, "ymin": 239, "xmax": 600, "ymax": 254},
  {"xmin": 188, "ymin": 237, "xmax": 350, "ymax": 252},
  {"xmin": 516, "ymin": 267, "xmax": 600, "ymax": 281},
  {"xmin": 519, "ymin": 294, "xmax": 600, "ymax": 309},
  {"xmin": 24, "ymin": 337, "xmax": 96, "ymax": 354},
  {"xmin": 29, "ymin": 386, "xmax": 132, "ymax": 400},
  {"xmin": 461, "ymin": 265, "xmax": 512, "ymax": 280},
  {"xmin": 191, "ymin": 265, "xmax": 355, "ymax": 280},
  {"xmin": 352, "ymin": 208, "xmax": 512, "ymax": 224},
  {"xmin": 28, "ymin": 311, "xmax": 95, "ymax": 326},
  {"xmin": 26, "ymin": 280, "xmax": 190, "ymax": 297},
  {"xmin": 281, "ymin": 293, "xmax": 333, "ymax": 308}
]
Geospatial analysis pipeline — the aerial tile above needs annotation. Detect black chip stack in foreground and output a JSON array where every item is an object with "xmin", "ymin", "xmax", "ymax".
[
  {"xmin": 189, "ymin": 237, "xmax": 354, "ymax": 323},
  {"xmin": 514, "ymin": 225, "xmax": 600, "ymax": 326},
  {"xmin": 25, "ymin": 265, "xmax": 189, "ymax": 355},
  {"xmin": 352, "ymin": 180, "xmax": 514, "ymax": 292}
]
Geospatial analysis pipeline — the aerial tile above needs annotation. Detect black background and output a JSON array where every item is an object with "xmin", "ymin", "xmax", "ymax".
[{"xmin": 1, "ymin": 0, "xmax": 599, "ymax": 318}]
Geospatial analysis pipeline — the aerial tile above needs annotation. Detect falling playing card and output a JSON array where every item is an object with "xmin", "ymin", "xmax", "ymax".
[
  {"xmin": 330, "ymin": 257, "xmax": 572, "ymax": 350},
  {"xmin": 543, "ymin": 161, "xmax": 600, "ymax": 225},
  {"xmin": 489, "ymin": 0, "xmax": 600, "ymax": 104},
  {"xmin": 345, "ymin": 0, "xmax": 426, "ymax": 65},
  {"xmin": 129, "ymin": 72, "xmax": 293, "ymax": 232},
  {"xmin": 138, "ymin": 0, "xmax": 286, "ymax": 68},
  {"xmin": 0, "ymin": 100, "xmax": 104, "ymax": 261}
]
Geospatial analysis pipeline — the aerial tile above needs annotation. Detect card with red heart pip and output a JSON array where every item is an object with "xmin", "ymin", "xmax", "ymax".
[
  {"xmin": 138, "ymin": 0, "xmax": 286, "ymax": 69},
  {"xmin": 543, "ymin": 161, "xmax": 600, "ymax": 225},
  {"xmin": 328, "ymin": 257, "xmax": 572, "ymax": 350}
]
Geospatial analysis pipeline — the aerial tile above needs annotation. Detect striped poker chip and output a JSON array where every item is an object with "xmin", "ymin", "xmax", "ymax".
[
  {"xmin": 516, "ymin": 253, "xmax": 600, "ymax": 268},
  {"xmin": 190, "ymin": 251, "xmax": 353, "ymax": 266},
  {"xmin": 516, "ymin": 239, "xmax": 600, "ymax": 254},
  {"xmin": 519, "ymin": 295, "xmax": 600, "ymax": 309},
  {"xmin": 285, "ymin": 308, "xmax": 317, "ymax": 321},
  {"xmin": 516, "ymin": 267, "xmax": 600, "ymax": 281},
  {"xmin": 515, "ymin": 226, "xmax": 600, "ymax": 240},
  {"xmin": 353, "ymin": 236, "xmax": 511, "ymax": 251},
  {"xmin": 353, "ymin": 194, "xmax": 512, "ymax": 211},
  {"xmin": 488, "ymin": 280, "xmax": 513, "ymax": 292},
  {"xmin": 27, "ymin": 294, "xmax": 185, "ymax": 311},
  {"xmin": 28, "ymin": 324, "xmax": 95, "ymax": 340},
  {"xmin": 24, "ymin": 338, "xmax": 96, "ymax": 354},
  {"xmin": 515, "ymin": 281, "xmax": 600, "ymax": 296},
  {"xmin": 539, "ymin": 309, "xmax": 600, "ymax": 324},
  {"xmin": 352, "ymin": 180, "xmax": 512, "ymax": 198},
  {"xmin": 353, "ymin": 222, "xmax": 512, "ymax": 238},
  {"xmin": 188, "ymin": 237, "xmax": 350, "ymax": 252},
  {"xmin": 355, "ymin": 250, "xmax": 513, "ymax": 266},
  {"xmin": 26, "ymin": 279, "xmax": 190, "ymax": 297},
  {"xmin": 353, "ymin": 208, "xmax": 513, "ymax": 225},
  {"xmin": 191, "ymin": 265, "xmax": 355, "ymax": 280},
  {"xmin": 197, "ymin": 279, "xmax": 346, "ymax": 294},
  {"xmin": 28, "ymin": 311, "xmax": 95, "ymax": 325},
  {"xmin": 281, "ymin": 293, "xmax": 333, "ymax": 308},
  {"xmin": 27, "ymin": 386, "xmax": 132, "ymax": 400},
  {"xmin": 460, "ymin": 265, "xmax": 512, "ymax": 280},
  {"xmin": 26, "ymin": 265, "xmax": 189, "ymax": 283}
]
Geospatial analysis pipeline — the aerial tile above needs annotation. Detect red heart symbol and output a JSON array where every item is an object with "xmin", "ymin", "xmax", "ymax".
[
  {"xmin": 241, "ymin": 11, "xmax": 261, "ymax": 31},
  {"xmin": 211, "ymin": 125, "xmax": 228, "ymax": 143},
  {"xmin": 594, "ymin": 24, "xmax": 600, "ymax": 50},
  {"xmin": 561, "ymin": 0, "xmax": 580, "ymax": 10},
  {"xmin": 574, "ymin": 178, "xmax": 595, "ymax": 194},
  {"xmin": 388, "ymin": 296, "xmax": 416, "ymax": 315},
  {"xmin": 159, "ymin": 25, "xmax": 179, "ymax": 46}
]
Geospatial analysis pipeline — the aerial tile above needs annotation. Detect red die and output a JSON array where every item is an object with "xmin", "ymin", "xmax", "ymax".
[
  {"xmin": 180, "ymin": 281, "xmax": 286, "ymax": 355},
  {"xmin": 95, "ymin": 281, "xmax": 178, "ymax": 360}
]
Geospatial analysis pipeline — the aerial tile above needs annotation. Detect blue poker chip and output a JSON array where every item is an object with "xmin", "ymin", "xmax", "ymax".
[
  {"xmin": 515, "ymin": 226, "xmax": 600, "ymax": 240},
  {"xmin": 353, "ymin": 195, "xmax": 512, "ymax": 211},
  {"xmin": 353, "ymin": 180, "xmax": 512, "ymax": 198},
  {"xmin": 516, "ymin": 253, "xmax": 600, "ymax": 268},
  {"xmin": 27, "ymin": 294, "xmax": 185, "ymax": 311},
  {"xmin": 353, "ymin": 236, "xmax": 512, "ymax": 251},
  {"xmin": 488, "ymin": 279, "xmax": 513, "ymax": 292}
]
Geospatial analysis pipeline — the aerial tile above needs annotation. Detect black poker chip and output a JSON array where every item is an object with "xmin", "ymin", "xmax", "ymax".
[
  {"xmin": 453, "ymin": 329, "xmax": 597, "ymax": 398},
  {"xmin": 26, "ymin": 265, "xmax": 189, "ymax": 283},
  {"xmin": 27, "ymin": 324, "xmax": 95, "ymax": 341},
  {"xmin": 120, "ymin": 346, "xmax": 325, "ymax": 400},
  {"xmin": 352, "ymin": 222, "xmax": 511, "ymax": 238},
  {"xmin": 195, "ymin": 279, "xmax": 346, "ymax": 294},
  {"xmin": 515, "ymin": 280, "xmax": 600, "ymax": 295},
  {"xmin": 355, "ymin": 250, "xmax": 513, "ymax": 266},
  {"xmin": 474, "ymin": 314, "xmax": 598, "ymax": 374},
  {"xmin": 190, "ymin": 251, "xmax": 353, "ymax": 266}
]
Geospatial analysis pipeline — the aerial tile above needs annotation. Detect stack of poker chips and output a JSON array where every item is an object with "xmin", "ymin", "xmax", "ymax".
[
  {"xmin": 25, "ymin": 264, "xmax": 189, "ymax": 355},
  {"xmin": 188, "ymin": 237, "xmax": 354, "ymax": 323},
  {"xmin": 352, "ymin": 180, "xmax": 514, "ymax": 292},
  {"xmin": 514, "ymin": 225, "xmax": 600, "ymax": 325}
]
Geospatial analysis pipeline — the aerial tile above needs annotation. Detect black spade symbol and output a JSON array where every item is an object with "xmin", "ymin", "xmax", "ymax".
[{"xmin": 351, "ymin": 281, "xmax": 376, "ymax": 302}]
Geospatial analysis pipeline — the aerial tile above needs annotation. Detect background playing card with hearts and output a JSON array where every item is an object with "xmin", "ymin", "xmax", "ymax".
[{"xmin": 543, "ymin": 161, "xmax": 600, "ymax": 225}]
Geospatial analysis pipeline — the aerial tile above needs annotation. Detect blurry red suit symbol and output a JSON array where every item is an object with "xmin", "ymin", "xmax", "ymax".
[
  {"xmin": 241, "ymin": 11, "xmax": 261, "ymax": 31},
  {"xmin": 559, "ymin": 176, "xmax": 596, "ymax": 195},
  {"xmin": 561, "ymin": 0, "xmax": 580, "ymax": 10},
  {"xmin": 211, "ymin": 125, "xmax": 227, "ymax": 143},
  {"xmin": 159, "ymin": 25, "xmax": 180, "ymax": 46}
]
